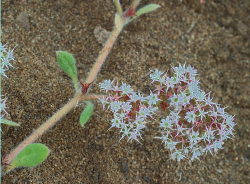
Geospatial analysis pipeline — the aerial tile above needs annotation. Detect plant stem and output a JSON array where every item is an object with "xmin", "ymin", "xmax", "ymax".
[
  {"xmin": 3, "ymin": 15, "xmax": 124, "ymax": 169},
  {"xmin": 85, "ymin": 26, "xmax": 122, "ymax": 84},
  {"xmin": 2, "ymin": 94, "xmax": 103, "ymax": 166},
  {"xmin": 114, "ymin": 0, "xmax": 123, "ymax": 18},
  {"xmin": 84, "ymin": 0, "xmax": 144, "ymax": 85},
  {"xmin": 3, "ymin": 0, "xmax": 137, "ymax": 171}
]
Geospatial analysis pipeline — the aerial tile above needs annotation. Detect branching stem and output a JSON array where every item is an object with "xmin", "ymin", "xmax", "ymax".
[
  {"xmin": 2, "ymin": 0, "xmax": 140, "ymax": 173},
  {"xmin": 2, "ymin": 94, "xmax": 104, "ymax": 167}
]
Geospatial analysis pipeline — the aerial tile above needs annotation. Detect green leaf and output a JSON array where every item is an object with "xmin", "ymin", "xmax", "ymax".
[
  {"xmin": 80, "ymin": 101, "xmax": 94, "ymax": 127},
  {"xmin": 10, "ymin": 143, "xmax": 50, "ymax": 169},
  {"xmin": 129, "ymin": 4, "xmax": 161, "ymax": 23},
  {"xmin": 56, "ymin": 51, "xmax": 78, "ymax": 90},
  {"xmin": 1, "ymin": 119, "xmax": 20, "ymax": 126}
]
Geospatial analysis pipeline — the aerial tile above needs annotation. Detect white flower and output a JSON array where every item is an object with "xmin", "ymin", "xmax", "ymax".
[
  {"xmin": 171, "ymin": 151, "xmax": 185, "ymax": 161},
  {"xmin": 172, "ymin": 76, "xmax": 181, "ymax": 84},
  {"xmin": 166, "ymin": 139, "xmax": 179, "ymax": 152},
  {"xmin": 160, "ymin": 117, "xmax": 173, "ymax": 129},
  {"xmin": 188, "ymin": 81, "xmax": 200, "ymax": 97},
  {"xmin": 117, "ymin": 112, "xmax": 126, "ymax": 119},
  {"xmin": 100, "ymin": 80, "xmax": 113, "ymax": 92},
  {"xmin": 169, "ymin": 111, "xmax": 180, "ymax": 124},
  {"xmin": 174, "ymin": 124, "xmax": 189, "ymax": 137},
  {"xmin": 150, "ymin": 69, "xmax": 164, "ymax": 82},
  {"xmin": 169, "ymin": 94, "xmax": 181, "ymax": 107},
  {"xmin": 179, "ymin": 92, "xmax": 190, "ymax": 106},
  {"xmin": 216, "ymin": 105, "xmax": 226, "ymax": 115},
  {"xmin": 110, "ymin": 115, "xmax": 122, "ymax": 129},
  {"xmin": 172, "ymin": 63, "xmax": 186, "ymax": 77},
  {"xmin": 1, "ymin": 43, "xmax": 16, "ymax": 78},
  {"xmin": 1, "ymin": 42, "xmax": 7, "ymax": 53},
  {"xmin": 196, "ymin": 91, "xmax": 206, "ymax": 102},
  {"xmin": 190, "ymin": 147, "xmax": 202, "ymax": 161},
  {"xmin": 212, "ymin": 141, "xmax": 223, "ymax": 153},
  {"xmin": 1, "ymin": 97, "xmax": 9, "ymax": 118},
  {"xmin": 164, "ymin": 77, "xmax": 175, "ymax": 91},
  {"xmin": 138, "ymin": 107, "xmax": 151, "ymax": 119},
  {"xmin": 119, "ymin": 126, "xmax": 132, "ymax": 141},
  {"xmin": 98, "ymin": 96, "xmax": 110, "ymax": 110},
  {"xmin": 0, "ymin": 67, "xmax": 8, "ymax": 78},
  {"xmin": 129, "ymin": 92, "xmax": 144, "ymax": 102},
  {"xmin": 185, "ymin": 65, "xmax": 198, "ymax": 80},
  {"xmin": 128, "ymin": 131, "xmax": 142, "ymax": 144},
  {"xmin": 189, "ymin": 131, "xmax": 200, "ymax": 144},
  {"xmin": 121, "ymin": 102, "xmax": 132, "ymax": 112},
  {"xmin": 113, "ymin": 82, "xmax": 121, "ymax": 91},
  {"xmin": 204, "ymin": 127, "xmax": 215, "ymax": 143},
  {"xmin": 217, "ymin": 128, "xmax": 231, "ymax": 140},
  {"xmin": 204, "ymin": 93, "xmax": 215, "ymax": 107},
  {"xmin": 121, "ymin": 83, "xmax": 133, "ymax": 95},
  {"xmin": 185, "ymin": 111, "xmax": 196, "ymax": 124},
  {"xmin": 110, "ymin": 101, "xmax": 122, "ymax": 113},
  {"xmin": 203, "ymin": 144, "xmax": 214, "ymax": 156},
  {"xmin": 133, "ymin": 117, "xmax": 146, "ymax": 130},
  {"xmin": 146, "ymin": 92, "xmax": 160, "ymax": 105},
  {"xmin": 225, "ymin": 114, "xmax": 235, "ymax": 128}
]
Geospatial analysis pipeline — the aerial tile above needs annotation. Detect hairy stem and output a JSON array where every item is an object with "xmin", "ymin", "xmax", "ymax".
[
  {"xmin": 85, "ymin": 0, "xmax": 141, "ymax": 84},
  {"xmin": 3, "ymin": 0, "xmax": 142, "ymax": 172},
  {"xmin": 114, "ymin": 0, "xmax": 123, "ymax": 18},
  {"xmin": 3, "ymin": 15, "xmax": 124, "ymax": 169},
  {"xmin": 85, "ymin": 26, "xmax": 122, "ymax": 84},
  {"xmin": 2, "ymin": 94, "xmax": 104, "ymax": 167}
]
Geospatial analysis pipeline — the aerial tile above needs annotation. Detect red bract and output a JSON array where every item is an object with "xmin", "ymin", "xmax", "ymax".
[
  {"xmin": 1, "ymin": 154, "xmax": 11, "ymax": 167},
  {"xmin": 80, "ymin": 81, "xmax": 94, "ymax": 95},
  {"xmin": 124, "ymin": 7, "xmax": 137, "ymax": 18}
]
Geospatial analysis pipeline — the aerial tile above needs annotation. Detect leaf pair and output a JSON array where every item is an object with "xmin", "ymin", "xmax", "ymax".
[{"xmin": 56, "ymin": 51, "xmax": 94, "ymax": 127}]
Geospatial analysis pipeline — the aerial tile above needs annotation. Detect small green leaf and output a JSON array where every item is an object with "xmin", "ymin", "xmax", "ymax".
[
  {"xmin": 80, "ymin": 101, "xmax": 94, "ymax": 127},
  {"xmin": 56, "ymin": 51, "xmax": 78, "ymax": 90},
  {"xmin": 1, "ymin": 119, "xmax": 20, "ymax": 126},
  {"xmin": 10, "ymin": 143, "xmax": 50, "ymax": 169},
  {"xmin": 136, "ymin": 4, "xmax": 161, "ymax": 16},
  {"xmin": 129, "ymin": 4, "xmax": 161, "ymax": 23}
]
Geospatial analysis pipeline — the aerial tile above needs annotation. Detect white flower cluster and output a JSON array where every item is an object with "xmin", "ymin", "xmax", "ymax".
[
  {"xmin": 1, "ymin": 43, "xmax": 16, "ymax": 129},
  {"xmin": 99, "ymin": 80, "xmax": 160, "ymax": 143},
  {"xmin": 1, "ymin": 43, "xmax": 16, "ymax": 78},
  {"xmin": 99, "ymin": 63, "xmax": 235, "ymax": 162},
  {"xmin": 151, "ymin": 63, "xmax": 235, "ymax": 161}
]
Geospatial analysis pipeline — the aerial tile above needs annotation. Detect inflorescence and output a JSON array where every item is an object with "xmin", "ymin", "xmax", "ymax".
[
  {"xmin": 1, "ymin": 43, "xmax": 16, "ymax": 122},
  {"xmin": 99, "ymin": 64, "xmax": 235, "ymax": 161},
  {"xmin": 99, "ymin": 80, "xmax": 160, "ymax": 143}
]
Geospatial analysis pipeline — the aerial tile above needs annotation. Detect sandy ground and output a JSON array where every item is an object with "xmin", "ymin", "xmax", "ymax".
[{"xmin": 1, "ymin": 0, "xmax": 250, "ymax": 183}]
